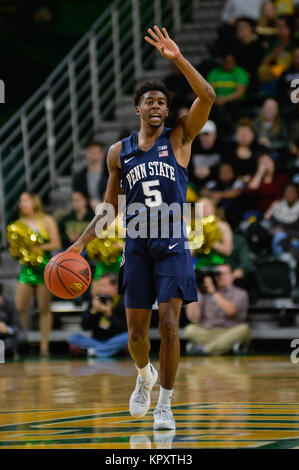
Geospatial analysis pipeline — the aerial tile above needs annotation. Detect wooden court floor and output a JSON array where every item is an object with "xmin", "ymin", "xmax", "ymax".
[{"xmin": 0, "ymin": 355, "xmax": 299, "ymax": 449}]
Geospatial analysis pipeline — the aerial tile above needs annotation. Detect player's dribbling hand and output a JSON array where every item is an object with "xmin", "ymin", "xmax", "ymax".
[
  {"xmin": 67, "ymin": 242, "xmax": 84, "ymax": 254},
  {"xmin": 145, "ymin": 26, "xmax": 181, "ymax": 60}
]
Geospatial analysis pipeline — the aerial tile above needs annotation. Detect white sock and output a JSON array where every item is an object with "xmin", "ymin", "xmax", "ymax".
[
  {"xmin": 157, "ymin": 386, "xmax": 173, "ymax": 407},
  {"xmin": 137, "ymin": 362, "xmax": 153, "ymax": 380}
]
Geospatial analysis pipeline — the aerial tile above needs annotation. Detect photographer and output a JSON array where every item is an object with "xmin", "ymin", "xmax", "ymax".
[
  {"xmin": 184, "ymin": 264, "xmax": 250, "ymax": 355},
  {"xmin": 68, "ymin": 272, "xmax": 128, "ymax": 358}
]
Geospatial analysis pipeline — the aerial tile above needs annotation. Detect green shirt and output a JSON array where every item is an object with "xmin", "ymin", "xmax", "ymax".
[
  {"xmin": 227, "ymin": 234, "xmax": 253, "ymax": 276},
  {"xmin": 208, "ymin": 66, "xmax": 249, "ymax": 97}
]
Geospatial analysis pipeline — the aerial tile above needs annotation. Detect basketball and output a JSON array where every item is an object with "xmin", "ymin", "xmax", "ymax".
[{"xmin": 44, "ymin": 252, "xmax": 91, "ymax": 299}]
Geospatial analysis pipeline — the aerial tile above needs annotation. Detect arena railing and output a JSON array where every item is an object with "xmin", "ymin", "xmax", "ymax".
[{"xmin": 0, "ymin": 0, "xmax": 198, "ymax": 247}]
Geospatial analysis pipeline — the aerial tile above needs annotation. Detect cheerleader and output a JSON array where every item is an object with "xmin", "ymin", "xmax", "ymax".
[{"xmin": 14, "ymin": 192, "xmax": 61, "ymax": 357}]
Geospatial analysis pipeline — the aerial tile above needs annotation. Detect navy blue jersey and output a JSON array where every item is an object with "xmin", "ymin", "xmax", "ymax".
[
  {"xmin": 118, "ymin": 127, "xmax": 198, "ymax": 307},
  {"xmin": 120, "ymin": 127, "xmax": 188, "ymax": 230}
]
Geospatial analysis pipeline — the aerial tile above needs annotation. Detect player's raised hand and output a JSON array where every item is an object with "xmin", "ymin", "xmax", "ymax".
[{"xmin": 145, "ymin": 26, "xmax": 181, "ymax": 60}]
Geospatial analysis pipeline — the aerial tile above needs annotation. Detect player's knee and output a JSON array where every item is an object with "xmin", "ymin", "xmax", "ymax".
[
  {"xmin": 128, "ymin": 328, "xmax": 147, "ymax": 344},
  {"xmin": 159, "ymin": 317, "xmax": 178, "ymax": 340}
]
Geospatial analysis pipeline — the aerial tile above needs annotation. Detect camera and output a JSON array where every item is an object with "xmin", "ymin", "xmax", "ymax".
[
  {"xmin": 195, "ymin": 267, "xmax": 220, "ymax": 293},
  {"xmin": 96, "ymin": 294, "xmax": 113, "ymax": 304}
]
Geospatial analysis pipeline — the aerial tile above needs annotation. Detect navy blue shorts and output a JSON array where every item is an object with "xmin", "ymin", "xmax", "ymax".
[{"xmin": 118, "ymin": 235, "xmax": 198, "ymax": 309}]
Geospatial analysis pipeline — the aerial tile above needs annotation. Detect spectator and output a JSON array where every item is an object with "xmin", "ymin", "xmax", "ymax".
[
  {"xmin": 68, "ymin": 272, "xmax": 128, "ymax": 358},
  {"xmin": 188, "ymin": 120, "xmax": 223, "ymax": 193},
  {"xmin": 0, "ymin": 283, "xmax": 26, "ymax": 358},
  {"xmin": 208, "ymin": 53, "xmax": 249, "ymax": 136},
  {"xmin": 193, "ymin": 198, "xmax": 233, "ymax": 269},
  {"xmin": 202, "ymin": 162, "xmax": 245, "ymax": 228},
  {"xmin": 256, "ymin": 0, "xmax": 278, "ymax": 51},
  {"xmin": 258, "ymin": 15, "xmax": 295, "ymax": 89},
  {"xmin": 264, "ymin": 183, "xmax": 299, "ymax": 256},
  {"xmin": 217, "ymin": 0, "xmax": 263, "ymax": 55},
  {"xmin": 246, "ymin": 152, "xmax": 289, "ymax": 215},
  {"xmin": 58, "ymin": 192, "xmax": 94, "ymax": 249},
  {"xmin": 184, "ymin": 264, "xmax": 250, "ymax": 356},
  {"xmin": 276, "ymin": 46, "xmax": 299, "ymax": 110},
  {"xmin": 72, "ymin": 140, "xmax": 108, "ymax": 211},
  {"xmin": 233, "ymin": 17, "xmax": 265, "ymax": 79},
  {"xmin": 255, "ymin": 97, "xmax": 288, "ymax": 151},
  {"xmin": 227, "ymin": 233, "xmax": 254, "ymax": 290},
  {"xmin": 163, "ymin": 62, "xmax": 195, "ymax": 117},
  {"xmin": 223, "ymin": 118, "xmax": 263, "ymax": 182},
  {"xmin": 221, "ymin": 0, "xmax": 264, "ymax": 24}
]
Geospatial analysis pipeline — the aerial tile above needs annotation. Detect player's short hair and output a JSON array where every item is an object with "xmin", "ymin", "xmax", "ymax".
[{"xmin": 134, "ymin": 81, "xmax": 171, "ymax": 107}]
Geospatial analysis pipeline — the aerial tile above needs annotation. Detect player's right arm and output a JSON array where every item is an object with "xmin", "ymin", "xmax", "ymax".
[{"xmin": 68, "ymin": 141, "xmax": 123, "ymax": 253}]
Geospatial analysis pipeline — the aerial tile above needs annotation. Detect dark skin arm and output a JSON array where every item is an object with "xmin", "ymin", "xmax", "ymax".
[
  {"xmin": 145, "ymin": 26, "xmax": 215, "ymax": 168},
  {"xmin": 68, "ymin": 142, "xmax": 123, "ymax": 253}
]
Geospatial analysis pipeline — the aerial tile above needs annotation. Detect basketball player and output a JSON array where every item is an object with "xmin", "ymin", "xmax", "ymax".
[{"xmin": 69, "ymin": 26, "xmax": 215, "ymax": 429}]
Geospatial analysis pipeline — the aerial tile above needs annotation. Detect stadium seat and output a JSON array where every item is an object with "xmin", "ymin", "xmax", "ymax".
[{"xmin": 253, "ymin": 259, "xmax": 292, "ymax": 298}]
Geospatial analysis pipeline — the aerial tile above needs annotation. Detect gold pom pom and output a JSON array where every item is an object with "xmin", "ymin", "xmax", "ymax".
[
  {"xmin": 86, "ymin": 216, "xmax": 125, "ymax": 264},
  {"xmin": 6, "ymin": 221, "xmax": 46, "ymax": 266},
  {"xmin": 187, "ymin": 215, "xmax": 222, "ymax": 254}
]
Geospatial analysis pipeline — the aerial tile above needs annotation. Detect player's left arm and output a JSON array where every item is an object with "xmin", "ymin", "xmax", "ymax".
[
  {"xmin": 145, "ymin": 26, "xmax": 216, "ymax": 166},
  {"xmin": 172, "ymin": 55, "xmax": 216, "ymax": 142}
]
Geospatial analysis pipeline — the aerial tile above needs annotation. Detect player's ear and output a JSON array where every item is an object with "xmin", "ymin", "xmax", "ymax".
[{"xmin": 135, "ymin": 105, "xmax": 141, "ymax": 115}]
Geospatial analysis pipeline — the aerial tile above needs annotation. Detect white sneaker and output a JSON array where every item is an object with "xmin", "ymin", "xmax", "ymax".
[
  {"xmin": 129, "ymin": 365, "xmax": 158, "ymax": 417},
  {"xmin": 153, "ymin": 405, "xmax": 176, "ymax": 430}
]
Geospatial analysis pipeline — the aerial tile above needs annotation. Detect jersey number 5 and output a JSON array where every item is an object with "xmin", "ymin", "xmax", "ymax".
[{"xmin": 142, "ymin": 180, "xmax": 162, "ymax": 207}]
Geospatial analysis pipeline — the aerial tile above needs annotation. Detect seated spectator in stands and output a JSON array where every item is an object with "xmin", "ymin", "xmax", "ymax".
[
  {"xmin": 276, "ymin": 46, "xmax": 299, "ymax": 111},
  {"xmin": 202, "ymin": 163, "xmax": 245, "ymax": 228},
  {"xmin": 217, "ymin": 0, "xmax": 264, "ymax": 54},
  {"xmin": 193, "ymin": 198, "xmax": 233, "ymax": 270},
  {"xmin": 264, "ymin": 183, "xmax": 299, "ymax": 256},
  {"xmin": 256, "ymin": 0, "xmax": 278, "ymax": 51},
  {"xmin": 246, "ymin": 152, "xmax": 288, "ymax": 215},
  {"xmin": 255, "ymin": 97, "xmax": 288, "ymax": 152},
  {"xmin": 233, "ymin": 17, "xmax": 265, "ymax": 79},
  {"xmin": 188, "ymin": 120, "xmax": 223, "ymax": 194},
  {"xmin": 258, "ymin": 15, "xmax": 295, "ymax": 91},
  {"xmin": 208, "ymin": 52, "xmax": 249, "ymax": 136},
  {"xmin": 227, "ymin": 233, "xmax": 254, "ymax": 290},
  {"xmin": 72, "ymin": 140, "xmax": 108, "ymax": 211},
  {"xmin": 68, "ymin": 272, "xmax": 128, "ymax": 358},
  {"xmin": 164, "ymin": 62, "xmax": 195, "ymax": 118},
  {"xmin": 223, "ymin": 118, "xmax": 263, "ymax": 182},
  {"xmin": 184, "ymin": 264, "xmax": 250, "ymax": 356},
  {"xmin": 221, "ymin": 0, "xmax": 264, "ymax": 24},
  {"xmin": 59, "ymin": 192, "xmax": 94, "ymax": 249},
  {"xmin": 0, "ymin": 283, "xmax": 26, "ymax": 358}
]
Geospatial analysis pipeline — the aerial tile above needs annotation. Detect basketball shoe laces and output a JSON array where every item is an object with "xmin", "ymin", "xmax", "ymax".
[
  {"xmin": 135, "ymin": 376, "xmax": 153, "ymax": 404},
  {"xmin": 155, "ymin": 404, "xmax": 172, "ymax": 419}
]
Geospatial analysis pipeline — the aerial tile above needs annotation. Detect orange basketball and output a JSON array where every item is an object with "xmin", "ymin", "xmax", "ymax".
[{"xmin": 44, "ymin": 252, "xmax": 91, "ymax": 299}]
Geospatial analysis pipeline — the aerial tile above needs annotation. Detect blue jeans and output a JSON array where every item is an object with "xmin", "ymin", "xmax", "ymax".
[
  {"xmin": 272, "ymin": 231, "xmax": 299, "ymax": 255},
  {"xmin": 68, "ymin": 332, "xmax": 128, "ymax": 358}
]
